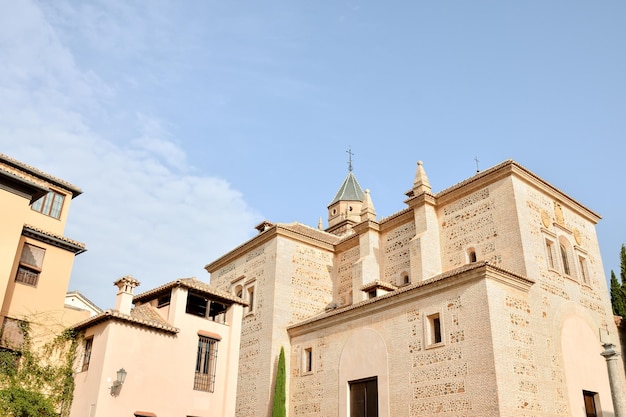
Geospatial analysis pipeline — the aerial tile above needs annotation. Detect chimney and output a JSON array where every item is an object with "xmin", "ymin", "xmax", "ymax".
[{"xmin": 113, "ymin": 275, "xmax": 140, "ymax": 315}]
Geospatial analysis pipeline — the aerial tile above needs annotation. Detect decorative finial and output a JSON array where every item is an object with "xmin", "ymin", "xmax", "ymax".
[
  {"xmin": 318, "ymin": 217, "xmax": 323, "ymax": 230},
  {"xmin": 474, "ymin": 156, "xmax": 480, "ymax": 173},
  {"xmin": 360, "ymin": 189, "xmax": 376, "ymax": 221},
  {"xmin": 412, "ymin": 160, "xmax": 432, "ymax": 194},
  {"xmin": 347, "ymin": 147, "xmax": 354, "ymax": 172}
]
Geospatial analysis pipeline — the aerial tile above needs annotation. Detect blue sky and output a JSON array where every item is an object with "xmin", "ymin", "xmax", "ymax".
[{"xmin": 1, "ymin": 1, "xmax": 625, "ymax": 309}]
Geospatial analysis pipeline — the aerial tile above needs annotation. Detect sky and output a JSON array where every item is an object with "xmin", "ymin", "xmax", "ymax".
[{"xmin": 1, "ymin": 1, "xmax": 625, "ymax": 310}]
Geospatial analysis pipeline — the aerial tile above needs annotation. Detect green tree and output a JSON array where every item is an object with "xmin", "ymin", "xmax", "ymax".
[
  {"xmin": 0, "ymin": 322, "xmax": 78, "ymax": 417},
  {"xmin": 0, "ymin": 386, "xmax": 57, "ymax": 417},
  {"xmin": 272, "ymin": 346, "xmax": 286, "ymax": 417},
  {"xmin": 610, "ymin": 270, "xmax": 626, "ymax": 317}
]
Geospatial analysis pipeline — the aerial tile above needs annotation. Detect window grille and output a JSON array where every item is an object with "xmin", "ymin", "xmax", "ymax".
[{"xmin": 194, "ymin": 336, "xmax": 218, "ymax": 392}]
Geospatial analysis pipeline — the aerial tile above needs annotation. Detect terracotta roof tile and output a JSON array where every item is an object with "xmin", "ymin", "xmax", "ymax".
[
  {"xmin": 133, "ymin": 277, "xmax": 247, "ymax": 306},
  {"xmin": 0, "ymin": 153, "xmax": 82, "ymax": 196},
  {"xmin": 72, "ymin": 307, "xmax": 179, "ymax": 334},
  {"xmin": 276, "ymin": 222, "xmax": 341, "ymax": 245}
]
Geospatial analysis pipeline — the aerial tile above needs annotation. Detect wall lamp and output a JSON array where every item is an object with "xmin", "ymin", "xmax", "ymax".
[{"xmin": 110, "ymin": 368, "xmax": 127, "ymax": 397}]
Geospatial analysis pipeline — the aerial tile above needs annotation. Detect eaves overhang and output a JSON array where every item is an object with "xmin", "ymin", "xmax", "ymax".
[
  {"xmin": 0, "ymin": 153, "xmax": 83, "ymax": 198},
  {"xmin": 22, "ymin": 225, "xmax": 87, "ymax": 255},
  {"xmin": 71, "ymin": 309, "xmax": 179, "ymax": 334},
  {"xmin": 133, "ymin": 277, "xmax": 248, "ymax": 306},
  {"xmin": 0, "ymin": 168, "xmax": 49, "ymax": 202}
]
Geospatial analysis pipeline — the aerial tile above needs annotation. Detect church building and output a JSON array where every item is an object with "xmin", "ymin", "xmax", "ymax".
[{"xmin": 205, "ymin": 159, "xmax": 624, "ymax": 417}]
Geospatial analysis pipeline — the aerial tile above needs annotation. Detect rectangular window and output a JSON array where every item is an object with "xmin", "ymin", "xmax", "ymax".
[
  {"xmin": 583, "ymin": 390, "xmax": 599, "ymax": 417},
  {"xmin": 247, "ymin": 286, "xmax": 255, "ymax": 313},
  {"xmin": 186, "ymin": 291, "xmax": 208, "ymax": 318},
  {"xmin": 303, "ymin": 347, "xmax": 313, "ymax": 374},
  {"xmin": 15, "ymin": 243, "xmax": 45, "ymax": 287},
  {"xmin": 546, "ymin": 239, "xmax": 556, "ymax": 269},
  {"xmin": 194, "ymin": 336, "xmax": 218, "ymax": 392},
  {"xmin": 426, "ymin": 313, "xmax": 443, "ymax": 346},
  {"xmin": 208, "ymin": 301, "xmax": 226, "ymax": 323},
  {"xmin": 1, "ymin": 318, "xmax": 26, "ymax": 350},
  {"xmin": 579, "ymin": 256, "xmax": 590, "ymax": 284},
  {"xmin": 157, "ymin": 293, "xmax": 171, "ymax": 308},
  {"xmin": 349, "ymin": 377, "xmax": 378, "ymax": 417},
  {"xmin": 31, "ymin": 191, "xmax": 65, "ymax": 219},
  {"xmin": 82, "ymin": 337, "xmax": 93, "ymax": 372}
]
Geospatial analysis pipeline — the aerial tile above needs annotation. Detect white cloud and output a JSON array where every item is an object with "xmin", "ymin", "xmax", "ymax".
[{"xmin": 0, "ymin": 0, "xmax": 261, "ymax": 308}]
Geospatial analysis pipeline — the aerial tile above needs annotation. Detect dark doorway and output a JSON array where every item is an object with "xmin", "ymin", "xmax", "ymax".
[{"xmin": 349, "ymin": 377, "xmax": 378, "ymax": 417}]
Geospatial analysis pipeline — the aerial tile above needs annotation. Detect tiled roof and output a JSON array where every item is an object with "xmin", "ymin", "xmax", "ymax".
[
  {"xmin": 0, "ymin": 153, "xmax": 82, "ymax": 197},
  {"xmin": 71, "ymin": 306, "xmax": 179, "ymax": 334},
  {"xmin": 23, "ymin": 224, "xmax": 86, "ymax": 254},
  {"xmin": 133, "ymin": 277, "xmax": 248, "ymax": 306},
  {"xmin": 329, "ymin": 171, "xmax": 365, "ymax": 205},
  {"xmin": 275, "ymin": 222, "xmax": 341, "ymax": 245}
]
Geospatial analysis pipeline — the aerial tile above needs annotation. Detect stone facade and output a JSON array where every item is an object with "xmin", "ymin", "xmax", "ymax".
[{"xmin": 205, "ymin": 159, "xmax": 623, "ymax": 417}]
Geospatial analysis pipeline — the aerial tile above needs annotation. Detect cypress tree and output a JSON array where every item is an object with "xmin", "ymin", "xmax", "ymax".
[
  {"xmin": 610, "ymin": 270, "xmax": 626, "ymax": 317},
  {"xmin": 621, "ymin": 244, "xmax": 626, "ymax": 300},
  {"xmin": 272, "ymin": 346, "xmax": 286, "ymax": 417}
]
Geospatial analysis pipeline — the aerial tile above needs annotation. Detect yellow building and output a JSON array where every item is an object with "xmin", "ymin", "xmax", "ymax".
[
  {"xmin": 0, "ymin": 153, "xmax": 88, "ymax": 349},
  {"xmin": 206, "ymin": 160, "xmax": 625, "ymax": 417}
]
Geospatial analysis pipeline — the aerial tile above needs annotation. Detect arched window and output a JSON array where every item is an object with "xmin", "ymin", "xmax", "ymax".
[
  {"xmin": 234, "ymin": 284, "xmax": 243, "ymax": 299},
  {"xmin": 467, "ymin": 248, "xmax": 477, "ymax": 263}
]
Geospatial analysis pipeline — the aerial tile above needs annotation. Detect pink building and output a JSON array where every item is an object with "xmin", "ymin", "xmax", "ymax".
[{"xmin": 69, "ymin": 275, "xmax": 246, "ymax": 417}]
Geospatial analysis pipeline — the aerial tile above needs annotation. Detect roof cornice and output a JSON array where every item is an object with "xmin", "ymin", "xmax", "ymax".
[
  {"xmin": 435, "ymin": 160, "xmax": 601, "ymax": 223},
  {"xmin": 205, "ymin": 222, "xmax": 337, "ymax": 272},
  {"xmin": 288, "ymin": 262, "xmax": 534, "ymax": 336}
]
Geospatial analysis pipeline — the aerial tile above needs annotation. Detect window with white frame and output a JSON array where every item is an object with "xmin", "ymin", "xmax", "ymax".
[{"xmin": 31, "ymin": 190, "xmax": 65, "ymax": 219}]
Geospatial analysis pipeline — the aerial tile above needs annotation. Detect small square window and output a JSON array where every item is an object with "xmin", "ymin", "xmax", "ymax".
[{"xmin": 157, "ymin": 293, "xmax": 171, "ymax": 308}]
